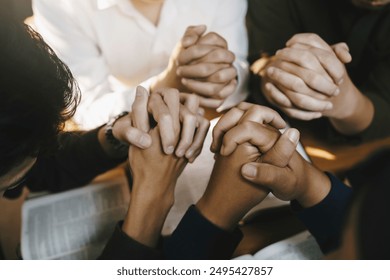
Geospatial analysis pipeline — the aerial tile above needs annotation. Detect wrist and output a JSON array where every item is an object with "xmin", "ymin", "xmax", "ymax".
[
  {"xmin": 329, "ymin": 77, "xmax": 374, "ymax": 135},
  {"xmin": 296, "ymin": 164, "xmax": 331, "ymax": 208},
  {"xmin": 131, "ymin": 179, "xmax": 175, "ymax": 209},
  {"xmin": 98, "ymin": 112, "xmax": 129, "ymax": 159},
  {"xmin": 122, "ymin": 190, "xmax": 173, "ymax": 247},
  {"xmin": 196, "ymin": 197, "xmax": 238, "ymax": 231},
  {"xmin": 151, "ymin": 67, "xmax": 182, "ymax": 92}
]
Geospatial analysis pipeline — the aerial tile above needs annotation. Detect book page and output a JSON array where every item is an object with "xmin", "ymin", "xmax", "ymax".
[
  {"xmin": 21, "ymin": 178, "xmax": 129, "ymax": 260},
  {"xmin": 234, "ymin": 231, "xmax": 323, "ymax": 260}
]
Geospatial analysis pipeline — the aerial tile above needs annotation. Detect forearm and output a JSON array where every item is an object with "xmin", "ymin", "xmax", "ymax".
[
  {"xmin": 296, "ymin": 163, "xmax": 332, "ymax": 208},
  {"xmin": 122, "ymin": 187, "xmax": 174, "ymax": 248}
]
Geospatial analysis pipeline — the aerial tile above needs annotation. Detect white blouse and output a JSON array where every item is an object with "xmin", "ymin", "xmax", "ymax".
[{"xmin": 33, "ymin": 0, "xmax": 249, "ymax": 129}]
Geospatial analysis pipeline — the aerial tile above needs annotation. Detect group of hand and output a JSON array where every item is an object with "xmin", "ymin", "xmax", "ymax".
[
  {"xmin": 113, "ymin": 85, "xmax": 330, "ymax": 247},
  {"xmin": 110, "ymin": 29, "xmax": 344, "ymax": 248}
]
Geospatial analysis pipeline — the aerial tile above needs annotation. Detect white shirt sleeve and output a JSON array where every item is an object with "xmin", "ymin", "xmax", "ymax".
[
  {"xmin": 210, "ymin": 0, "xmax": 249, "ymax": 111},
  {"xmin": 33, "ymin": 0, "xmax": 249, "ymax": 129},
  {"xmin": 33, "ymin": 0, "xmax": 135, "ymax": 129}
]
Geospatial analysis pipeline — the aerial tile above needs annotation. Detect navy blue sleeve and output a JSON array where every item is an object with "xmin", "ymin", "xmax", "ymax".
[
  {"xmin": 291, "ymin": 173, "xmax": 353, "ymax": 253},
  {"xmin": 99, "ymin": 221, "xmax": 162, "ymax": 260},
  {"xmin": 27, "ymin": 128, "xmax": 126, "ymax": 193},
  {"xmin": 163, "ymin": 205, "xmax": 243, "ymax": 260}
]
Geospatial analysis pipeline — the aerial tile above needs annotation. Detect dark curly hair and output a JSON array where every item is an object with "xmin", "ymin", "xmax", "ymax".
[{"xmin": 0, "ymin": 18, "xmax": 80, "ymax": 176}]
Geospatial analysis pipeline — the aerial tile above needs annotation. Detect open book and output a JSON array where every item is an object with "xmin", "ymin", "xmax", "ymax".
[
  {"xmin": 21, "ymin": 178, "xmax": 129, "ymax": 260},
  {"xmin": 234, "ymin": 231, "xmax": 323, "ymax": 260},
  {"xmin": 20, "ymin": 119, "xmax": 311, "ymax": 260}
]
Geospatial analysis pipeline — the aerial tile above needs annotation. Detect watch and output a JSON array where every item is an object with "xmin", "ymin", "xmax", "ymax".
[{"xmin": 105, "ymin": 111, "xmax": 129, "ymax": 153}]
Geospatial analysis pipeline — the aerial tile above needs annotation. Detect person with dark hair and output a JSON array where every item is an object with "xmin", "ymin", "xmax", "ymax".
[
  {"xmin": 247, "ymin": 0, "xmax": 390, "ymax": 143},
  {"xmin": 0, "ymin": 19, "xmax": 218, "ymax": 259}
]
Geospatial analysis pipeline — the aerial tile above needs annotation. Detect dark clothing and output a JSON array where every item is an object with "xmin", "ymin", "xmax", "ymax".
[
  {"xmin": 163, "ymin": 205, "xmax": 243, "ymax": 260},
  {"xmin": 27, "ymin": 128, "xmax": 125, "ymax": 194},
  {"xmin": 101, "ymin": 206, "xmax": 243, "ymax": 260},
  {"xmin": 247, "ymin": 0, "xmax": 390, "ymax": 142},
  {"xmin": 291, "ymin": 173, "xmax": 353, "ymax": 253},
  {"xmin": 20, "ymin": 128, "xmax": 242, "ymax": 260}
]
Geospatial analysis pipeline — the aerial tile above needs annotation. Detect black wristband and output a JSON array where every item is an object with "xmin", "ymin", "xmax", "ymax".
[{"xmin": 104, "ymin": 111, "xmax": 129, "ymax": 153}]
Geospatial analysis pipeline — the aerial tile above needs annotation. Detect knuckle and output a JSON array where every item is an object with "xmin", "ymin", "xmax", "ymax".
[
  {"xmin": 307, "ymin": 72, "xmax": 321, "ymax": 85},
  {"xmin": 185, "ymin": 113, "xmax": 197, "ymax": 124},
  {"xmin": 241, "ymin": 121, "xmax": 255, "ymax": 131},
  {"xmin": 293, "ymin": 97, "xmax": 308, "ymax": 109},
  {"xmin": 307, "ymin": 33, "xmax": 320, "ymax": 41},
  {"xmin": 180, "ymin": 139, "xmax": 191, "ymax": 147},
  {"xmin": 291, "ymin": 78, "xmax": 305, "ymax": 92},
  {"xmin": 159, "ymin": 112, "xmax": 172, "ymax": 123}
]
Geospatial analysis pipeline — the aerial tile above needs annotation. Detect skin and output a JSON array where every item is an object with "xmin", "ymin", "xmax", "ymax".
[
  {"xmin": 261, "ymin": 33, "xmax": 374, "ymax": 135},
  {"xmin": 351, "ymin": 0, "xmax": 390, "ymax": 9},
  {"xmin": 211, "ymin": 104, "xmax": 331, "ymax": 210},
  {"xmin": 124, "ymin": 128, "xmax": 187, "ymax": 247},
  {"xmin": 197, "ymin": 103, "xmax": 301, "ymax": 231},
  {"xmin": 0, "ymin": 158, "xmax": 36, "ymax": 197},
  {"xmin": 109, "ymin": 86, "xmax": 209, "ymax": 161},
  {"xmin": 122, "ymin": 87, "xmax": 208, "ymax": 247},
  {"xmin": 151, "ymin": 25, "xmax": 238, "ymax": 109},
  {"xmin": 130, "ymin": 0, "xmax": 164, "ymax": 26},
  {"xmin": 1, "ymin": 87, "xmax": 209, "ymax": 248}
]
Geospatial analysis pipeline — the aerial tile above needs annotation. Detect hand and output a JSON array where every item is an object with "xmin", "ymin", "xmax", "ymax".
[
  {"xmin": 240, "ymin": 132, "xmax": 331, "ymax": 209},
  {"xmin": 211, "ymin": 102, "xmax": 287, "ymax": 153},
  {"xmin": 261, "ymin": 33, "xmax": 356, "ymax": 120},
  {"xmin": 148, "ymin": 88, "xmax": 210, "ymax": 161},
  {"xmin": 152, "ymin": 25, "xmax": 238, "ymax": 108},
  {"xmin": 196, "ymin": 143, "xmax": 267, "ymax": 231},
  {"xmin": 177, "ymin": 31, "xmax": 238, "ymax": 105},
  {"xmin": 122, "ymin": 109, "xmax": 188, "ymax": 248},
  {"xmin": 265, "ymin": 33, "xmax": 373, "ymax": 134},
  {"xmin": 121, "ymin": 87, "xmax": 209, "ymax": 162},
  {"xmin": 197, "ymin": 121, "xmax": 299, "ymax": 231}
]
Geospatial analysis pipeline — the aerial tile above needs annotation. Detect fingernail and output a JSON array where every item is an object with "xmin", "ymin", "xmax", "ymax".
[
  {"xmin": 136, "ymin": 86, "xmax": 144, "ymax": 96},
  {"xmin": 176, "ymin": 68, "xmax": 182, "ymax": 76},
  {"xmin": 265, "ymin": 82, "xmax": 272, "ymax": 90},
  {"xmin": 166, "ymin": 146, "xmax": 175, "ymax": 154},
  {"xmin": 267, "ymin": 67, "xmax": 275, "ymax": 75},
  {"xmin": 176, "ymin": 149, "xmax": 185, "ymax": 157},
  {"xmin": 140, "ymin": 134, "xmax": 152, "ymax": 148},
  {"xmin": 334, "ymin": 88, "xmax": 340, "ymax": 96},
  {"xmin": 242, "ymin": 164, "xmax": 257, "ymax": 179},
  {"xmin": 338, "ymin": 78, "xmax": 344, "ymax": 86},
  {"xmin": 181, "ymin": 78, "xmax": 188, "ymax": 84},
  {"xmin": 285, "ymin": 129, "xmax": 300, "ymax": 145}
]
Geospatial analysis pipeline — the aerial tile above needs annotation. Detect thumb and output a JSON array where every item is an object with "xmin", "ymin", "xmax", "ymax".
[
  {"xmin": 121, "ymin": 126, "xmax": 152, "ymax": 149},
  {"xmin": 332, "ymin": 42, "xmax": 352, "ymax": 64},
  {"xmin": 181, "ymin": 25, "xmax": 207, "ymax": 48}
]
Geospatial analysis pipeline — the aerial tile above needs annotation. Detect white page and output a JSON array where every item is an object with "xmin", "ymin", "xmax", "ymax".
[
  {"xmin": 21, "ymin": 178, "xmax": 129, "ymax": 260},
  {"xmin": 234, "ymin": 231, "xmax": 323, "ymax": 260}
]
